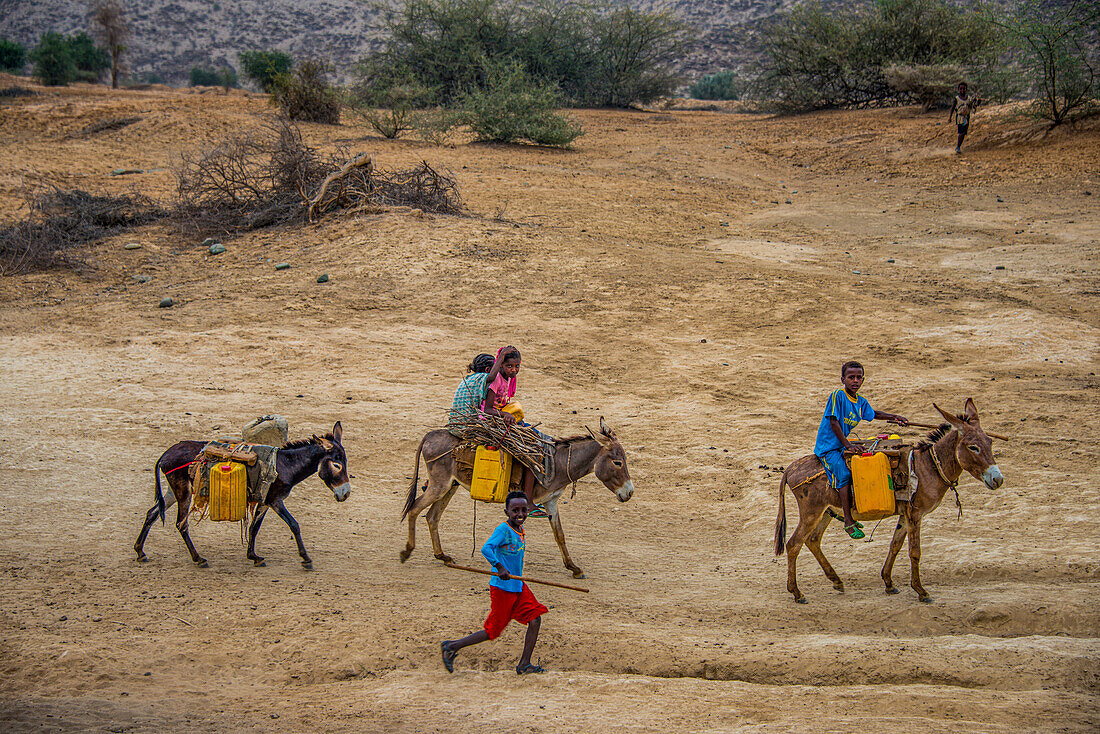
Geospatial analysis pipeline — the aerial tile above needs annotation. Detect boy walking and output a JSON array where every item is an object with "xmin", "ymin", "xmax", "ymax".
[
  {"xmin": 948, "ymin": 82, "xmax": 980, "ymax": 153},
  {"xmin": 441, "ymin": 491, "xmax": 548, "ymax": 674},
  {"xmin": 814, "ymin": 361, "xmax": 908, "ymax": 539}
]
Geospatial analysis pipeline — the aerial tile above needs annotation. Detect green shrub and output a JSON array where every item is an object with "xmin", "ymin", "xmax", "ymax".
[
  {"xmin": 457, "ymin": 57, "xmax": 582, "ymax": 146},
  {"xmin": 239, "ymin": 49, "xmax": 293, "ymax": 92},
  {"xmin": 29, "ymin": 33, "xmax": 77, "ymax": 86},
  {"xmin": 190, "ymin": 66, "xmax": 221, "ymax": 86},
  {"xmin": 0, "ymin": 38, "xmax": 26, "ymax": 73},
  {"xmin": 272, "ymin": 59, "xmax": 341, "ymax": 124},
  {"xmin": 690, "ymin": 71, "xmax": 740, "ymax": 100},
  {"xmin": 361, "ymin": 0, "xmax": 687, "ymax": 108},
  {"xmin": 348, "ymin": 64, "xmax": 436, "ymax": 138},
  {"xmin": 411, "ymin": 107, "xmax": 462, "ymax": 145},
  {"xmin": 65, "ymin": 33, "xmax": 111, "ymax": 83},
  {"xmin": 752, "ymin": 0, "xmax": 999, "ymax": 112}
]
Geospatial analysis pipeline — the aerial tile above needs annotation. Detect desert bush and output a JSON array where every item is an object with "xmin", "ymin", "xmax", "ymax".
[
  {"xmin": 239, "ymin": 49, "xmax": 293, "ymax": 92},
  {"xmin": 190, "ymin": 67, "xmax": 220, "ymax": 86},
  {"xmin": 752, "ymin": 0, "xmax": 999, "ymax": 112},
  {"xmin": 65, "ymin": 33, "xmax": 111, "ymax": 83},
  {"xmin": 411, "ymin": 107, "xmax": 462, "ymax": 145},
  {"xmin": 272, "ymin": 59, "xmax": 341, "ymax": 124},
  {"xmin": 884, "ymin": 63, "xmax": 966, "ymax": 110},
  {"xmin": 456, "ymin": 57, "xmax": 583, "ymax": 146},
  {"xmin": 0, "ymin": 38, "xmax": 26, "ymax": 73},
  {"xmin": 987, "ymin": 0, "xmax": 1100, "ymax": 125},
  {"xmin": 690, "ymin": 71, "xmax": 740, "ymax": 100},
  {"xmin": 0, "ymin": 188, "xmax": 164, "ymax": 275},
  {"xmin": 29, "ymin": 33, "xmax": 77, "ymax": 86},
  {"xmin": 347, "ymin": 66, "xmax": 436, "ymax": 139},
  {"xmin": 362, "ymin": 0, "xmax": 688, "ymax": 108}
]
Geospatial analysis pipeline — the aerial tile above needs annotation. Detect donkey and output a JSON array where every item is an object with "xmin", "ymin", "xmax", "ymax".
[
  {"xmin": 134, "ymin": 422, "xmax": 350, "ymax": 570},
  {"xmin": 400, "ymin": 417, "xmax": 633, "ymax": 579},
  {"xmin": 774, "ymin": 400, "xmax": 1003, "ymax": 603}
]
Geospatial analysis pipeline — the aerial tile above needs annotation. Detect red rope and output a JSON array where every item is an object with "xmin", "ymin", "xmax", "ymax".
[{"xmin": 164, "ymin": 460, "xmax": 196, "ymax": 475}]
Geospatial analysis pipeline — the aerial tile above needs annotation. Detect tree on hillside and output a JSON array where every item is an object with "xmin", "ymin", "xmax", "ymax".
[
  {"xmin": 987, "ymin": 0, "xmax": 1100, "ymax": 125},
  {"xmin": 91, "ymin": 0, "xmax": 131, "ymax": 89},
  {"xmin": 66, "ymin": 32, "xmax": 111, "ymax": 83},
  {"xmin": 0, "ymin": 38, "xmax": 27, "ymax": 74},
  {"xmin": 29, "ymin": 33, "xmax": 77, "ymax": 86},
  {"xmin": 239, "ymin": 50, "xmax": 293, "ymax": 92}
]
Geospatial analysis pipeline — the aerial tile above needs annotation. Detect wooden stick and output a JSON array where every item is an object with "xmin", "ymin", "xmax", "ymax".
[
  {"xmin": 899, "ymin": 420, "xmax": 1010, "ymax": 442},
  {"xmin": 444, "ymin": 562, "xmax": 589, "ymax": 593}
]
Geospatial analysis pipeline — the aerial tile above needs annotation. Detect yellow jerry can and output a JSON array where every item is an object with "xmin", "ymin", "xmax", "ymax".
[
  {"xmin": 470, "ymin": 446, "xmax": 512, "ymax": 503},
  {"xmin": 500, "ymin": 401, "xmax": 524, "ymax": 422},
  {"xmin": 849, "ymin": 452, "xmax": 896, "ymax": 516},
  {"xmin": 209, "ymin": 461, "xmax": 248, "ymax": 522}
]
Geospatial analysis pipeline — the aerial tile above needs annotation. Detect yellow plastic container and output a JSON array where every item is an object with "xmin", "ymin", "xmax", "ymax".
[
  {"xmin": 500, "ymin": 401, "xmax": 524, "ymax": 422},
  {"xmin": 849, "ymin": 452, "xmax": 896, "ymax": 516},
  {"xmin": 209, "ymin": 461, "xmax": 248, "ymax": 521},
  {"xmin": 470, "ymin": 446, "xmax": 512, "ymax": 503}
]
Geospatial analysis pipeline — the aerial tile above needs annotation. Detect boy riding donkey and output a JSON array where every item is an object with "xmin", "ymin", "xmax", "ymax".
[{"xmin": 814, "ymin": 361, "xmax": 908, "ymax": 538}]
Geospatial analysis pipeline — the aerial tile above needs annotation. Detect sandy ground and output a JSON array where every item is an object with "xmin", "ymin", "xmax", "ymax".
[{"xmin": 0, "ymin": 78, "xmax": 1098, "ymax": 732}]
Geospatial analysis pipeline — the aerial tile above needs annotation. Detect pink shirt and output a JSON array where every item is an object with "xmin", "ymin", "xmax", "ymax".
[{"xmin": 483, "ymin": 373, "xmax": 516, "ymax": 410}]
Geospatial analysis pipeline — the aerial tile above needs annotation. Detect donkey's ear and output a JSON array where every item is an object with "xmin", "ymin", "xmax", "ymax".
[
  {"xmin": 599, "ymin": 416, "xmax": 615, "ymax": 438},
  {"xmin": 933, "ymin": 402, "xmax": 964, "ymax": 427},
  {"xmin": 586, "ymin": 425, "xmax": 612, "ymax": 447},
  {"xmin": 332, "ymin": 421, "xmax": 343, "ymax": 445},
  {"xmin": 962, "ymin": 398, "xmax": 979, "ymax": 424}
]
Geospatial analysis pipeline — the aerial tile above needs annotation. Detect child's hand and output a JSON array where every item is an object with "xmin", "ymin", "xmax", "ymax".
[{"xmin": 497, "ymin": 568, "xmax": 511, "ymax": 580}]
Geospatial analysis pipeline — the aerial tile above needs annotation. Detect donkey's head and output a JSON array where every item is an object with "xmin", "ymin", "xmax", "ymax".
[
  {"xmin": 314, "ymin": 421, "xmax": 351, "ymax": 502},
  {"xmin": 934, "ymin": 399, "xmax": 1003, "ymax": 490},
  {"xmin": 589, "ymin": 417, "xmax": 634, "ymax": 502}
]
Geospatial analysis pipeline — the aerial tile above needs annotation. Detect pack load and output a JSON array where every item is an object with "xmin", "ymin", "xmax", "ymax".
[
  {"xmin": 447, "ymin": 411, "xmax": 554, "ymax": 488},
  {"xmin": 470, "ymin": 445, "xmax": 512, "ymax": 503},
  {"xmin": 849, "ymin": 452, "xmax": 895, "ymax": 516},
  {"xmin": 187, "ymin": 440, "xmax": 280, "ymax": 523},
  {"xmin": 209, "ymin": 461, "xmax": 248, "ymax": 521}
]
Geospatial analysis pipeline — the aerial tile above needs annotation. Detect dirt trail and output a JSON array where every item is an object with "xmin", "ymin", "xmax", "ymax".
[{"xmin": 1, "ymin": 79, "xmax": 1098, "ymax": 732}]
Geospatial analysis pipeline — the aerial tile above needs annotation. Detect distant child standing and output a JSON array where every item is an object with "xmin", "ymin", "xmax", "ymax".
[
  {"xmin": 949, "ymin": 82, "xmax": 980, "ymax": 154},
  {"xmin": 441, "ymin": 491, "xmax": 548, "ymax": 675},
  {"xmin": 814, "ymin": 361, "xmax": 908, "ymax": 539}
]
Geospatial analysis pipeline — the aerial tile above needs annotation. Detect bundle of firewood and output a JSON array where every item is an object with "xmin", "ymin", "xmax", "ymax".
[{"xmin": 447, "ymin": 413, "xmax": 554, "ymax": 483}]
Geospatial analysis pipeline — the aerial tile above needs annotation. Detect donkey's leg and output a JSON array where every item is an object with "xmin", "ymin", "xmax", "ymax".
[
  {"xmin": 400, "ymin": 467, "xmax": 449, "ymax": 563},
  {"xmin": 174, "ymin": 495, "xmax": 207, "ymax": 567},
  {"xmin": 271, "ymin": 499, "xmax": 312, "ymax": 570},
  {"xmin": 136, "ymin": 486, "xmax": 178, "ymax": 562},
  {"xmin": 546, "ymin": 499, "xmax": 584, "ymax": 579},
  {"xmin": 907, "ymin": 515, "xmax": 931, "ymax": 602},
  {"xmin": 804, "ymin": 513, "xmax": 844, "ymax": 592},
  {"xmin": 425, "ymin": 484, "xmax": 460, "ymax": 564},
  {"xmin": 785, "ymin": 511, "xmax": 822, "ymax": 603},
  {"xmin": 881, "ymin": 515, "xmax": 909, "ymax": 594},
  {"xmin": 247, "ymin": 504, "xmax": 270, "ymax": 566}
]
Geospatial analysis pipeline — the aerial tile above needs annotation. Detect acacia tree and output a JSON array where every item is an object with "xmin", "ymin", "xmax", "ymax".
[
  {"xmin": 988, "ymin": 0, "xmax": 1100, "ymax": 125},
  {"xmin": 91, "ymin": 0, "xmax": 130, "ymax": 89}
]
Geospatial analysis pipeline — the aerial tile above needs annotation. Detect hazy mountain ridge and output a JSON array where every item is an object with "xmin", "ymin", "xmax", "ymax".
[{"xmin": 0, "ymin": 0, "xmax": 821, "ymax": 86}]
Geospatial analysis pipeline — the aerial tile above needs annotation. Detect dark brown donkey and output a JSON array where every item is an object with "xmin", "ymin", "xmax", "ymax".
[
  {"xmin": 134, "ymin": 422, "xmax": 350, "ymax": 569},
  {"xmin": 400, "ymin": 417, "xmax": 634, "ymax": 579},
  {"xmin": 774, "ymin": 400, "xmax": 1004, "ymax": 603}
]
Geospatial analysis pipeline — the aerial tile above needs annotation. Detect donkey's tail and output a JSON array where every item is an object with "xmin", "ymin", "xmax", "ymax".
[
  {"xmin": 401, "ymin": 436, "xmax": 426, "ymax": 521},
  {"xmin": 773, "ymin": 471, "xmax": 788, "ymax": 557},
  {"xmin": 154, "ymin": 457, "xmax": 167, "ymax": 525}
]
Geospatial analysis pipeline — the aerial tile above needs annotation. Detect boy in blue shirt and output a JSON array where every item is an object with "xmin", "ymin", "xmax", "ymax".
[
  {"xmin": 814, "ymin": 361, "xmax": 908, "ymax": 539},
  {"xmin": 441, "ymin": 491, "xmax": 548, "ymax": 674}
]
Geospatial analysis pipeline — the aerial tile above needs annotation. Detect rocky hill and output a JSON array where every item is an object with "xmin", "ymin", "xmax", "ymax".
[{"xmin": 0, "ymin": 0, "xmax": 816, "ymax": 87}]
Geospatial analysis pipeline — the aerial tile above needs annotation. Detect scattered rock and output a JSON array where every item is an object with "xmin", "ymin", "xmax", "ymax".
[
  {"xmin": 201, "ymin": 237, "xmax": 215, "ymax": 248},
  {"xmin": 59, "ymin": 615, "xmax": 67, "ymax": 621},
  {"xmin": 700, "ymin": 338, "xmax": 707, "ymax": 343},
  {"xmin": 124, "ymin": 243, "xmax": 141, "ymax": 250},
  {"xmin": 996, "ymin": 197, "xmax": 1004, "ymax": 202},
  {"xmin": 110, "ymin": 168, "xmax": 143, "ymax": 176},
  {"xmin": 208, "ymin": 243, "xmax": 226, "ymax": 255},
  {"xmin": 852, "ymin": 270, "xmax": 861, "ymax": 274},
  {"xmin": 133, "ymin": 274, "xmax": 151, "ymax": 283},
  {"xmin": 995, "ymin": 265, "xmax": 1005, "ymax": 270},
  {"xmin": 886, "ymin": 258, "xmax": 895, "ymax": 263},
  {"xmin": 158, "ymin": 297, "xmax": 174, "ymax": 308},
  {"xmin": 316, "ymin": 273, "xmax": 329, "ymax": 283},
  {"xmin": 275, "ymin": 262, "xmax": 290, "ymax": 271}
]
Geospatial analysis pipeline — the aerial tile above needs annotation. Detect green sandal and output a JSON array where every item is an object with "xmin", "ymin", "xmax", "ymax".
[{"xmin": 844, "ymin": 524, "xmax": 865, "ymax": 539}]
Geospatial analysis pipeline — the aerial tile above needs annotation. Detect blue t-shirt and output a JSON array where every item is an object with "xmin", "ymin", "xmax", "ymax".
[
  {"xmin": 814, "ymin": 388, "xmax": 876, "ymax": 456},
  {"xmin": 482, "ymin": 521, "xmax": 525, "ymax": 593}
]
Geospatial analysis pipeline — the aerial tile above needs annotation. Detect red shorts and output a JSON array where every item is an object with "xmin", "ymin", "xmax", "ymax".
[{"xmin": 483, "ymin": 584, "xmax": 548, "ymax": 640}]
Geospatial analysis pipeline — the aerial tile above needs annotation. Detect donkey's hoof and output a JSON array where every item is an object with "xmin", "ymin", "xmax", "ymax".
[
  {"xmin": 833, "ymin": 582, "xmax": 845, "ymax": 592},
  {"xmin": 197, "ymin": 560, "xmax": 209, "ymax": 568},
  {"xmin": 571, "ymin": 571, "xmax": 586, "ymax": 580},
  {"xmin": 136, "ymin": 554, "xmax": 148, "ymax": 563},
  {"xmin": 794, "ymin": 595, "xmax": 807, "ymax": 604},
  {"xmin": 435, "ymin": 554, "xmax": 455, "ymax": 564},
  {"xmin": 919, "ymin": 594, "xmax": 933, "ymax": 604},
  {"xmin": 399, "ymin": 549, "xmax": 412, "ymax": 563},
  {"xmin": 301, "ymin": 561, "xmax": 313, "ymax": 570},
  {"xmin": 885, "ymin": 586, "xmax": 900, "ymax": 595},
  {"xmin": 253, "ymin": 559, "xmax": 266, "ymax": 567}
]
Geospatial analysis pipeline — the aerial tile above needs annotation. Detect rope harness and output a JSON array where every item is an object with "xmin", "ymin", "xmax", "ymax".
[{"xmin": 929, "ymin": 443, "xmax": 963, "ymax": 520}]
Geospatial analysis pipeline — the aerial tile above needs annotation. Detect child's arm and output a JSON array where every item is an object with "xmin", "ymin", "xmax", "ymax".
[
  {"xmin": 829, "ymin": 417, "xmax": 859, "ymax": 452},
  {"xmin": 874, "ymin": 410, "xmax": 909, "ymax": 426},
  {"xmin": 948, "ymin": 97, "xmax": 956, "ymax": 122},
  {"xmin": 481, "ymin": 527, "xmax": 512, "ymax": 579}
]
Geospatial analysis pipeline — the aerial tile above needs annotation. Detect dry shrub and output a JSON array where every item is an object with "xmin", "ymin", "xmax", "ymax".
[
  {"xmin": 272, "ymin": 59, "xmax": 341, "ymax": 124},
  {"xmin": 884, "ymin": 63, "xmax": 966, "ymax": 111},
  {"xmin": 174, "ymin": 119, "xmax": 462, "ymax": 237},
  {"xmin": 71, "ymin": 115, "xmax": 141, "ymax": 137},
  {"xmin": 0, "ymin": 188, "xmax": 163, "ymax": 274}
]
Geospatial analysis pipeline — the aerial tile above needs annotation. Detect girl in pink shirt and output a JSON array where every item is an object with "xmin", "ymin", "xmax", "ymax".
[{"xmin": 482, "ymin": 346, "xmax": 544, "ymax": 514}]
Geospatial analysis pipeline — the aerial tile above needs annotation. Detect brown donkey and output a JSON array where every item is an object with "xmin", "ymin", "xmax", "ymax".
[
  {"xmin": 774, "ymin": 399, "xmax": 1004, "ymax": 603},
  {"xmin": 400, "ymin": 417, "xmax": 634, "ymax": 579}
]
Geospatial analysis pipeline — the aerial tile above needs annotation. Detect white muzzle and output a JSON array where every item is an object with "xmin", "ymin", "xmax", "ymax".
[
  {"xmin": 331, "ymin": 482, "xmax": 351, "ymax": 502},
  {"xmin": 617, "ymin": 480, "xmax": 634, "ymax": 502},
  {"xmin": 982, "ymin": 466, "xmax": 1003, "ymax": 490}
]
